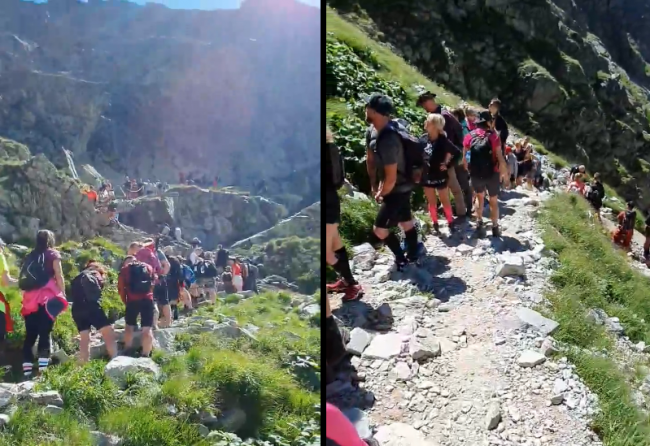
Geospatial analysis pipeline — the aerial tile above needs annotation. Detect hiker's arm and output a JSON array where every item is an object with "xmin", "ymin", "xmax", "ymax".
[
  {"xmin": 366, "ymin": 148, "xmax": 377, "ymax": 190},
  {"xmin": 494, "ymin": 143, "xmax": 508, "ymax": 178},
  {"xmin": 53, "ymin": 259, "xmax": 65, "ymax": 295},
  {"xmin": 0, "ymin": 254, "xmax": 16, "ymax": 286},
  {"xmin": 117, "ymin": 273, "xmax": 126, "ymax": 304},
  {"xmin": 379, "ymin": 164, "xmax": 397, "ymax": 196},
  {"xmin": 377, "ymin": 134, "xmax": 400, "ymax": 197}
]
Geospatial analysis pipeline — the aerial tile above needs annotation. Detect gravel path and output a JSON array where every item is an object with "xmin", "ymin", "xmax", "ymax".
[{"xmin": 327, "ymin": 187, "xmax": 602, "ymax": 446}]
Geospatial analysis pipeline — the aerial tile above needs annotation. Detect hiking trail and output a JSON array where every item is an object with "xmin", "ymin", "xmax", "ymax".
[{"xmin": 328, "ymin": 187, "xmax": 602, "ymax": 446}]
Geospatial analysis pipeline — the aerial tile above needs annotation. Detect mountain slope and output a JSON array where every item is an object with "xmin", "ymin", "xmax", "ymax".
[
  {"xmin": 0, "ymin": 0, "xmax": 320, "ymax": 203},
  {"xmin": 327, "ymin": 0, "xmax": 650, "ymax": 207}
]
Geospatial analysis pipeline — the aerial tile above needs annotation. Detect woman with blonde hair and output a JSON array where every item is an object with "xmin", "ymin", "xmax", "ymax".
[{"xmin": 421, "ymin": 114, "xmax": 462, "ymax": 233}]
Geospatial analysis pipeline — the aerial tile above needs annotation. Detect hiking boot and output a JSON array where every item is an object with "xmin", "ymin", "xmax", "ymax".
[
  {"xmin": 326, "ymin": 279, "xmax": 348, "ymax": 293},
  {"xmin": 395, "ymin": 258, "xmax": 408, "ymax": 272},
  {"xmin": 342, "ymin": 284, "xmax": 363, "ymax": 302},
  {"xmin": 492, "ymin": 225, "xmax": 501, "ymax": 238},
  {"xmin": 432, "ymin": 222, "xmax": 440, "ymax": 234}
]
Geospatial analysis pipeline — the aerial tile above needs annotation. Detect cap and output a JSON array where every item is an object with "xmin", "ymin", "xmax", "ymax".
[
  {"xmin": 474, "ymin": 110, "xmax": 494, "ymax": 124},
  {"xmin": 191, "ymin": 237, "xmax": 201, "ymax": 245},
  {"xmin": 416, "ymin": 91, "xmax": 437, "ymax": 106},
  {"xmin": 366, "ymin": 93, "xmax": 394, "ymax": 116}
]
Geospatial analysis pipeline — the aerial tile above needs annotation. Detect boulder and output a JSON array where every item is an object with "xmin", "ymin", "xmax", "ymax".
[
  {"xmin": 497, "ymin": 255, "xmax": 526, "ymax": 277},
  {"xmin": 104, "ymin": 356, "xmax": 161, "ymax": 388},
  {"xmin": 516, "ymin": 308, "xmax": 559, "ymax": 336}
]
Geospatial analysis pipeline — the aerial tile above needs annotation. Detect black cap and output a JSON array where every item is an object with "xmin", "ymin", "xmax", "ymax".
[
  {"xmin": 416, "ymin": 91, "xmax": 436, "ymax": 106},
  {"xmin": 366, "ymin": 93, "xmax": 394, "ymax": 116},
  {"xmin": 475, "ymin": 110, "xmax": 493, "ymax": 124}
]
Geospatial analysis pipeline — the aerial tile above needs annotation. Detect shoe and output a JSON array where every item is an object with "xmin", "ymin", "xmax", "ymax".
[
  {"xmin": 326, "ymin": 279, "xmax": 348, "ymax": 293},
  {"xmin": 448, "ymin": 220, "xmax": 457, "ymax": 233},
  {"xmin": 492, "ymin": 225, "xmax": 501, "ymax": 238},
  {"xmin": 342, "ymin": 284, "xmax": 364, "ymax": 302},
  {"xmin": 395, "ymin": 259, "xmax": 408, "ymax": 272},
  {"xmin": 432, "ymin": 222, "xmax": 440, "ymax": 234}
]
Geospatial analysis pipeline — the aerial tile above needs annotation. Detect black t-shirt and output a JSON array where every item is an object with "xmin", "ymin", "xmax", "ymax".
[
  {"xmin": 216, "ymin": 249, "xmax": 229, "ymax": 268},
  {"xmin": 570, "ymin": 165, "xmax": 580, "ymax": 176},
  {"xmin": 645, "ymin": 214, "xmax": 650, "ymax": 227},
  {"xmin": 425, "ymin": 135, "xmax": 461, "ymax": 182}
]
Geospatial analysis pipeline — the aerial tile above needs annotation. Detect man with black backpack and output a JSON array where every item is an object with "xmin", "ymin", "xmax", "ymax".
[
  {"xmin": 70, "ymin": 261, "xmax": 118, "ymax": 363},
  {"xmin": 325, "ymin": 126, "xmax": 363, "ymax": 300},
  {"xmin": 613, "ymin": 201, "xmax": 637, "ymax": 251},
  {"xmin": 118, "ymin": 256, "xmax": 156, "ymax": 357},
  {"xmin": 215, "ymin": 244, "xmax": 229, "ymax": 274},
  {"xmin": 365, "ymin": 93, "xmax": 420, "ymax": 269},
  {"xmin": 586, "ymin": 172, "xmax": 605, "ymax": 222},
  {"xmin": 463, "ymin": 110, "xmax": 509, "ymax": 237}
]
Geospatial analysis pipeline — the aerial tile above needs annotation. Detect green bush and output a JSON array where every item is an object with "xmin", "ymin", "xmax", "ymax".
[{"xmin": 339, "ymin": 194, "xmax": 377, "ymax": 246}]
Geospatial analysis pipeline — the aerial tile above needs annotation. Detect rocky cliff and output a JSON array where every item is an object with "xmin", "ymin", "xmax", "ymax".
[
  {"xmin": 0, "ymin": 136, "xmax": 99, "ymax": 243},
  {"xmin": 329, "ymin": 0, "xmax": 650, "ymax": 207},
  {"xmin": 118, "ymin": 186, "xmax": 288, "ymax": 248},
  {"xmin": 0, "ymin": 0, "xmax": 320, "ymax": 204}
]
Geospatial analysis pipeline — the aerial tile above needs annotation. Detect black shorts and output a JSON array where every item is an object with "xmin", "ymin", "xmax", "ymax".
[
  {"xmin": 422, "ymin": 178, "xmax": 448, "ymax": 190},
  {"xmin": 325, "ymin": 188, "xmax": 341, "ymax": 225},
  {"xmin": 125, "ymin": 299, "xmax": 155, "ymax": 328},
  {"xmin": 374, "ymin": 191, "xmax": 412, "ymax": 229},
  {"xmin": 154, "ymin": 285, "xmax": 177, "ymax": 306},
  {"xmin": 471, "ymin": 173, "xmax": 500, "ymax": 196},
  {"xmin": 72, "ymin": 301, "xmax": 110, "ymax": 332}
]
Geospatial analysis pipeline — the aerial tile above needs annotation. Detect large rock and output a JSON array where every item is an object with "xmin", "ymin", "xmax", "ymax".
[
  {"xmin": 362, "ymin": 333, "xmax": 402, "ymax": 360},
  {"xmin": 497, "ymin": 255, "xmax": 526, "ymax": 277},
  {"xmin": 374, "ymin": 423, "xmax": 437, "ymax": 446},
  {"xmin": 516, "ymin": 308, "xmax": 559, "ymax": 336},
  {"xmin": 104, "ymin": 356, "xmax": 161, "ymax": 388}
]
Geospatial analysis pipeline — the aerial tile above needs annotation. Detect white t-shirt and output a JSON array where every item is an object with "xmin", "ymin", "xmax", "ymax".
[{"xmin": 189, "ymin": 250, "xmax": 200, "ymax": 266}]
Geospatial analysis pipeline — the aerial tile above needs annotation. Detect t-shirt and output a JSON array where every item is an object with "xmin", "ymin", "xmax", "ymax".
[
  {"xmin": 232, "ymin": 263, "xmax": 242, "ymax": 277},
  {"xmin": 366, "ymin": 124, "xmax": 412, "ymax": 195},
  {"xmin": 29, "ymin": 248, "xmax": 61, "ymax": 279},
  {"xmin": 463, "ymin": 129, "xmax": 501, "ymax": 172},
  {"xmin": 216, "ymin": 249, "xmax": 229, "ymax": 268},
  {"xmin": 425, "ymin": 135, "xmax": 461, "ymax": 183},
  {"xmin": 189, "ymin": 250, "xmax": 200, "ymax": 266},
  {"xmin": 135, "ymin": 247, "xmax": 162, "ymax": 275}
]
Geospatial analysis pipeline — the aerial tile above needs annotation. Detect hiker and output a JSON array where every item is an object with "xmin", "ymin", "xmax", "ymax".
[
  {"xmin": 520, "ymin": 149, "xmax": 536, "ymax": 190},
  {"xmin": 417, "ymin": 92, "xmax": 469, "ymax": 219},
  {"xmin": 566, "ymin": 173, "xmax": 586, "ymax": 195},
  {"xmin": 70, "ymin": 261, "xmax": 117, "ymax": 363},
  {"xmin": 153, "ymin": 256, "xmax": 187, "ymax": 327},
  {"xmin": 118, "ymin": 256, "xmax": 156, "ymax": 357},
  {"xmin": 188, "ymin": 238, "xmax": 202, "ymax": 266},
  {"xmin": 18, "ymin": 230, "xmax": 68, "ymax": 377},
  {"xmin": 215, "ymin": 244, "xmax": 229, "ymax": 274},
  {"xmin": 612, "ymin": 201, "xmax": 637, "ymax": 251},
  {"xmin": 365, "ymin": 94, "xmax": 420, "ymax": 268},
  {"xmin": 325, "ymin": 127, "xmax": 363, "ymax": 299},
  {"xmin": 463, "ymin": 111, "xmax": 508, "ymax": 236},
  {"xmin": 178, "ymin": 257, "xmax": 195, "ymax": 313},
  {"xmin": 489, "ymin": 98, "xmax": 509, "ymax": 151},
  {"xmin": 586, "ymin": 173, "xmax": 605, "ymax": 222},
  {"xmin": 421, "ymin": 113, "xmax": 461, "ymax": 233},
  {"xmin": 188, "ymin": 241, "xmax": 217, "ymax": 303},
  {"xmin": 232, "ymin": 258, "xmax": 244, "ymax": 292},
  {"xmin": 221, "ymin": 267, "xmax": 236, "ymax": 294},
  {"xmin": 242, "ymin": 259, "xmax": 259, "ymax": 294},
  {"xmin": 0, "ymin": 239, "xmax": 17, "ymax": 288},
  {"xmin": 134, "ymin": 238, "xmax": 169, "ymax": 329},
  {"xmin": 569, "ymin": 164, "xmax": 586, "ymax": 182},
  {"xmin": 506, "ymin": 141, "xmax": 518, "ymax": 188}
]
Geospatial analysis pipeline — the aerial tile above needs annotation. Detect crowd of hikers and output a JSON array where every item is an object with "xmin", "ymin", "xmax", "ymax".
[
  {"xmin": 324, "ymin": 91, "xmax": 650, "ymax": 446},
  {"xmin": 0, "ymin": 228, "xmax": 261, "ymax": 378}
]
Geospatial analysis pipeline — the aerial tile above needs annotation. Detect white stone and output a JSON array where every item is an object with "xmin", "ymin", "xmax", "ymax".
[
  {"xmin": 374, "ymin": 422, "xmax": 437, "ymax": 446},
  {"xmin": 497, "ymin": 255, "xmax": 526, "ymax": 277},
  {"xmin": 516, "ymin": 308, "xmax": 559, "ymax": 336},
  {"xmin": 104, "ymin": 356, "xmax": 161, "ymax": 388},
  {"xmin": 517, "ymin": 350, "xmax": 546, "ymax": 368},
  {"xmin": 363, "ymin": 333, "xmax": 402, "ymax": 360},
  {"xmin": 346, "ymin": 328, "xmax": 372, "ymax": 356}
]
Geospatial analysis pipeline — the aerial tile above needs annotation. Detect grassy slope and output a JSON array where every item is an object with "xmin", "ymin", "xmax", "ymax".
[
  {"xmin": 0, "ymin": 292, "xmax": 320, "ymax": 445},
  {"xmin": 540, "ymin": 193, "xmax": 650, "ymax": 445}
]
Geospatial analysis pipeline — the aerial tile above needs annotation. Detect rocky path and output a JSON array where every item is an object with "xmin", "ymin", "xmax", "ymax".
[{"xmin": 328, "ymin": 188, "xmax": 602, "ymax": 446}]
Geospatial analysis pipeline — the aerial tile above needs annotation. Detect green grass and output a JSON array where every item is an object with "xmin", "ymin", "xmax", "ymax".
[
  {"xmin": 0, "ymin": 292, "xmax": 320, "ymax": 445},
  {"xmin": 539, "ymin": 193, "xmax": 650, "ymax": 444}
]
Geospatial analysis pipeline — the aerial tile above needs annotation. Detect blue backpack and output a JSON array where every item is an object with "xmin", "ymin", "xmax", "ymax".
[{"xmin": 181, "ymin": 264, "xmax": 196, "ymax": 287}]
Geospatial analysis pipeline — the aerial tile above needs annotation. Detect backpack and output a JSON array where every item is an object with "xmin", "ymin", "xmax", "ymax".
[
  {"xmin": 468, "ymin": 131, "xmax": 496, "ymax": 179},
  {"xmin": 18, "ymin": 251, "xmax": 50, "ymax": 291},
  {"xmin": 127, "ymin": 262, "xmax": 153, "ymax": 294},
  {"xmin": 376, "ymin": 121, "xmax": 428, "ymax": 183},
  {"xmin": 181, "ymin": 264, "xmax": 196, "ymax": 287},
  {"xmin": 622, "ymin": 210, "xmax": 636, "ymax": 231},
  {"xmin": 168, "ymin": 257, "xmax": 184, "ymax": 285},
  {"xmin": 70, "ymin": 270, "xmax": 102, "ymax": 305},
  {"xmin": 326, "ymin": 141, "xmax": 345, "ymax": 190},
  {"xmin": 196, "ymin": 260, "xmax": 218, "ymax": 278},
  {"xmin": 586, "ymin": 186, "xmax": 601, "ymax": 205}
]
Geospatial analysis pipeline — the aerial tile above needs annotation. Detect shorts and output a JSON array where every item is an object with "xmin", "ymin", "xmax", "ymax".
[
  {"xmin": 374, "ymin": 191, "xmax": 412, "ymax": 229},
  {"xmin": 471, "ymin": 173, "xmax": 500, "ymax": 197},
  {"xmin": 422, "ymin": 178, "xmax": 448, "ymax": 190},
  {"xmin": 197, "ymin": 277, "xmax": 217, "ymax": 292},
  {"xmin": 125, "ymin": 299, "xmax": 155, "ymax": 328},
  {"xmin": 72, "ymin": 301, "xmax": 111, "ymax": 332},
  {"xmin": 325, "ymin": 188, "xmax": 341, "ymax": 225}
]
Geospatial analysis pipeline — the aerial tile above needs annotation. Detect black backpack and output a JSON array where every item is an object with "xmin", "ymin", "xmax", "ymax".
[
  {"xmin": 326, "ymin": 141, "xmax": 345, "ymax": 190},
  {"xmin": 168, "ymin": 256, "xmax": 183, "ymax": 285},
  {"xmin": 377, "ymin": 121, "xmax": 428, "ymax": 183},
  {"xmin": 127, "ymin": 262, "xmax": 153, "ymax": 294},
  {"xmin": 18, "ymin": 251, "xmax": 50, "ymax": 291},
  {"xmin": 468, "ymin": 131, "xmax": 496, "ymax": 179},
  {"xmin": 70, "ymin": 270, "xmax": 102, "ymax": 305},
  {"xmin": 623, "ymin": 210, "xmax": 637, "ymax": 231},
  {"xmin": 196, "ymin": 260, "xmax": 218, "ymax": 278},
  {"xmin": 586, "ymin": 186, "xmax": 601, "ymax": 205}
]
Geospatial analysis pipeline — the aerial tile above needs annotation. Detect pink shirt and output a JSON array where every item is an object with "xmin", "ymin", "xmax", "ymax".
[
  {"xmin": 326, "ymin": 403, "xmax": 368, "ymax": 446},
  {"xmin": 135, "ymin": 247, "xmax": 162, "ymax": 275}
]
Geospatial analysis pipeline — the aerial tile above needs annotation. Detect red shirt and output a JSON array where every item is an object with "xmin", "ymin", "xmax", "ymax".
[
  {"xmin": 463, "ymin": 129, "xmax": 501, "ymax": 172},
  {"xmin": 118, "ymin": 262, "xmax": 155, "ymax": 303}
]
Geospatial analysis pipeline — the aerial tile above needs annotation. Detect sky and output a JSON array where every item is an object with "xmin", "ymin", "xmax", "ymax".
[{"xmin": 22, "ymin": 0, "xmax": 321, "ymax": 9}]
